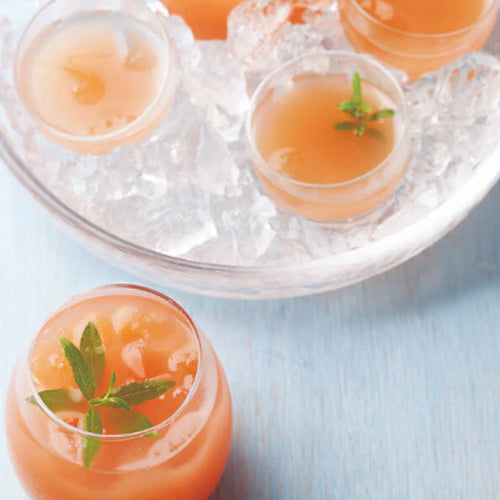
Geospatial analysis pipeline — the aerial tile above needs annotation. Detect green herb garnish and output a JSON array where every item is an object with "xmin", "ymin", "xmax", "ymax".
[
  {"xmin": 82, "ymin": 407, "xmax": 102, "ymax": 469},
  {"xmin": 333, "ymin": 72, "xmax": 395, "ymax": 138},
  {"xmin": 26, "ymin": 388, "xmax": 83, "ymax": 412},
  {"xmin": 80, "ymin": 322, "xmax": 105, "ymax": 384},
  {"xmin": 27, "ymin": 322, "xmax": 175, "ymax": 469}
]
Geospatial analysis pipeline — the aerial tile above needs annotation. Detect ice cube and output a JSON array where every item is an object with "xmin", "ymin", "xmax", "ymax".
[
  {"xmin": 194, "ymin": 124, "xmax": 240, "ymax": 196},
  {"xmin": 435, "ymin": 52, "xmax": 500, "ymax": 121},
  {"xmin": 112, "ymin": 24, "xmax": 131, "ymax": 66},
  {"xmin": 124, "ymin": 34, "xmax": 158, "ymax": 72},
  {"xmin": 168, "ymin": 346, "xmax": 197, "ymax": 372},
  {"xmin": 71, "ymin": 314, "xmax": 100, "ymax": 344},
  {"xmin": 121, "ymin": 340, "xmax": 146, "ymax": 378},
  {"xmin": 117, "ymin": 412, "xmax": 204, "ymax": 470},
  {"xmin": 172, "ymin": 374, "xmax": 195, "ymax": 399},
  {"xmin": 164, "ymin": 15, "xmax": 195, "ymax": 53},
  {"xmin": 182, "ymin": 41, "xmax": 250, "ymax": 142},
  {"xmin": 111, "ymin": 306, "xmax": 140, "ymax": 334},
  {"xmin": 48, "ymin": 413, "xmax": 84, "ymax": 464},
  {"xmin": 227, "ymin": 0, "xmax": 292, "ymax": 71}
]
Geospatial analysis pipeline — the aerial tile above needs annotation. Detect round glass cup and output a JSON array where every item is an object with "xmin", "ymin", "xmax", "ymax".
[
  {"xmin": 338, "ymin": 0, "xmax": 499, "ymax": 80},
  {"xmin": 14, "ymin": 0, "xmax": 177, "ymax": 155},
  {"xmin": 6, "ymin": 285, "xmax": 232, "ymax": 500},
  {"xmin": 246, "ymin": 51, "xmax": 411, "ymax": 223}
]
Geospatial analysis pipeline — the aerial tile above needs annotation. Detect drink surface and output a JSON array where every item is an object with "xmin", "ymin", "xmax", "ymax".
[
  {"xmin": 163, "ymin": 0, "xmax": 243, "ymax": 39},
  {"xmin": 355, "ymin": 0, "xmax": 492, "ymax": 34},
  {"xmin": 18, "ymin": 12, "xmax": 168, "ymax": 137},
  {"xmin": 30, "ymin": 294, "xmax": 198, "ymax": 429},
  {"xmin": 252, "ymin": 73, "xmax": 399, "ymax": 185}
]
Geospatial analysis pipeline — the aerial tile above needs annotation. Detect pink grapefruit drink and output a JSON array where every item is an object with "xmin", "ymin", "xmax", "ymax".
[{"xmin": 6, "ymin": 285, "xmax": 232, "ymax": 500}]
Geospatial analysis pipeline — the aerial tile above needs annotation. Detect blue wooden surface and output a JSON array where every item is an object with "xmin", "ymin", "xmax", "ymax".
[{"xmin": 0, "ymin": 163, "xmax": 498, "ymax": 499}]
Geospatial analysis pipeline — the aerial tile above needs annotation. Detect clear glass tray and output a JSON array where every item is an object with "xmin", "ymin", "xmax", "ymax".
[{"xmin": 1, "ymin": 1, "xmax": 500, "ymax": 298}]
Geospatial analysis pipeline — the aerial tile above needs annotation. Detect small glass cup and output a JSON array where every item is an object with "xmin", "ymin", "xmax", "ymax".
[
  {"xmin": 6, "ymin": 285, "xmax": 232, "ymax": 500},
  {"xmin": 246, "ymin": 51, "xmax": 411, "ymax": 222},
  {"xmin": 15, "ymin": 0, "xmax": 177, "ymax": 155},
  {"xmin": 338, "ymin": 0, "xmax": 499, "ymax": 81}
]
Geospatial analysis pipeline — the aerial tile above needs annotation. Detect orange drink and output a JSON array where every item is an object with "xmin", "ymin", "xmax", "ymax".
[
  {"xmin": 15, "ymin": 0, "xmax": 177, "ymax": 154},
  {"xmin": 339, "ymin": 0, "xmax": 499, "ymax": 80},
  {"xmin": 163, "ymin": 0, "xmax": 244, "ymax": 39},
  {"xmin": 6, "ymin": 285, "xmax": 232, "ymax": 500},
  {"xmin": 247, "ymin": 52, "xmax": 410, "ymax": 222}
]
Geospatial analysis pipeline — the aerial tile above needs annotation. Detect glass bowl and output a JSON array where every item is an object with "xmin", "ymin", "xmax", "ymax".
[{"xmin": 1, "ymin": 1, "xmax": 500, "ymax": 298}]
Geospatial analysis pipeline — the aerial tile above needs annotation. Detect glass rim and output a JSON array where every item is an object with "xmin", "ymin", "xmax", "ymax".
[
  {"xmin": 26, "ymin": 284, "xmax": 204, "ymax": 441},
  {"xmin": 344, "ymin": 0, "xmax": 499, "ymax": 40},
  {"xmin": 245, "ymin": 50, "xmax": 410, "ymax": 190},
  {"xmin": 13, "ymin": 0, "xmax": 176, "ymax": 146}
]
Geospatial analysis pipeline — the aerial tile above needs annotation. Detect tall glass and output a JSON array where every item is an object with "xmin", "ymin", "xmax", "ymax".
[{"xmin": 6, "ymin": 285, "xmax": 232, "ymax": 500}]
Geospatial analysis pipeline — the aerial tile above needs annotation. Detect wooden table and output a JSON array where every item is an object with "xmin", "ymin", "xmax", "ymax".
[{"xmin": 0, "ymin": 165, "xmax": 498, "ymax": 499}]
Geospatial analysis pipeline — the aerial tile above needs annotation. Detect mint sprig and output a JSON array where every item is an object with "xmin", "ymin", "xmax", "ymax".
[
  {"xmin": 111, "ymin": 380, "xmax": 176, "ymax": 407},
  {"xmin": 80, "ymin": 322, "xmax": 105, "ymax": 384},
  {"xmin": 60, "ymin": 338, "xmax": 95, "ymax": 400},
  {"xmin": 106, "ymin": 408, "xmax": 159, "ymax": 438},
  {"xmin": 333, "ymin": 72, "xmax": 395, "ymax": 138},
  {"xmin": 27, "ymin": 322, "xmax": 176, "ymax": 469},
  {"xmin": 82, "ymin": 407, "xmax": 102, "ymax": 469},
  {"xmin": 89, "ymin": 371, "xmax": 131, "ymax": 410},
  {"xmin": 26, "ymin": 388, "xmax": 83, "ymax": 412}
]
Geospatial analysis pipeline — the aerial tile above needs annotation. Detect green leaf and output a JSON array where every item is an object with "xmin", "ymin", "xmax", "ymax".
[
  {"xmin": 82, "ymin": 407, "xmax": 102, "ymax": 469},
  {"xmin": 360, "ymin": 103, "xmax": 372, "ymax": 112},
  {"xmin": 60, "ymin": 338, "xmax": 95, "ymax": 400},
  {"xmin": 370, "ymin": 109, "xmax": 395, "ymax": 122},
  {"xmin": 366, "ymin": 127, "xmax": 384, "ymax": 139},
  {"xmin": 356, "ymin": 123, "xmax": 367, "ymax": 137},
  {"xmin": 337, "ymin": 101, "xmax": 359, "ymax": 111},
  {"xmin": 103, "ymin": 371, "xmax": 117, "ymax": 399},
  {"xmin": 79, "ymin": 322, "xmax": 105, "ymax": 384},
  {"xmin": 90, "ymin": 397, "xmax": 131, "ymax": 411},
  {"xmin": 106, "ymin": 408, "xmax": 159, "ymax": 437},
  {"xmin": 26, "ymin": 389, "xmax": 82, "ymax": 412},
  {"xmin": 112, "ymin": 380, "xmax": 175, "ymax": 407},
  {"xmin": 352, "ymin": 72, "xmax": 362, "ymax": 104},
  {"xmin": 333, "ymin": 121, "xmax": 357, "ymax": 131}
]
